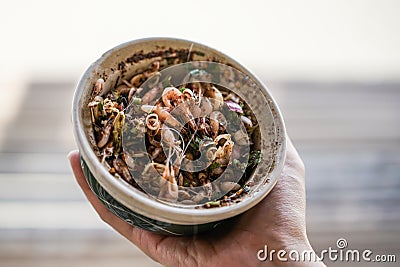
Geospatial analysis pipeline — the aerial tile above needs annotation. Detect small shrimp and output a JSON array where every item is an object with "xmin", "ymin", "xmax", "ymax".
[
  {"xmin": 163, "ymin": 87, "xmax": 197, "ymax": 130},
  {"xmin": 131, "ymin": 116, "xmax": 146, "ymax": 138},
  {"xmin": 142, "ymin": 86, "xmax": 162, "ymax": 105},
  {"xmin": 130, "ymin": 73, "xmax": 146, "ymax": 87},
  {"xmin": 182, "ymin": 88, "xmax": 194, "ymax": 101},
  {"xmin": 147, "ymin": 130, "xmax": 162, "ymax": 147},
  {"xmin": 191, "ymin": 82, "xmax": 203, "ymax": 97},
  {"xmin": 210, "ymin": 111, "xmax": 227, "ymax": 138},
  {"xmin": 178, "ymin": 189, "xmax": 191, "ymax": 200},
  {"xmin": 199, "ymin": 138, "xmax": 216, "ymax": 162},
  {"xmin": 206, "ymin": 146, "xmax": 217, "ymax": 161},
  {"xmin": 115, "ymin": 84, "xmax": 131, "ymax": 96},
  {"xmin": 93, "ymin": 78, "xmax": 105, "ymax": 96},
  {"xmin": 198, "ymin": 117, "xmax": 209, "ymax": 136},
  {"xmin": 148, "ymin": 146, "xmax": 164, "ymax": 161},
  {"xmin": 214, "ymin": 134, "xmax": 234, "ymax": 166},
  {"xmin": 185, "ymin": 88, "xmax": 201, "ymax": 118},
  {"xmin": 142, "ymin": 162, "xmax": 166, "ymax": 179},
  {"xmin": 198, "ymin": 172, "xmax": 207, "ymax": 183},
  {"xmin": 224, "ymin": 93, "xmax": 240, "ymax": 103},
  {"xmin": 158, "ymin": 149, "xmax": 178, "ymax": 202},
  {"xmin": 161, "ymin": 127, "xmax": 183, "ymax": 155},
  {"xmin": 154, "ymin": 107, "xmax": 184, "ymax": 130},
  {"xmin": 162, "ymin": 87, "xmax": 182, "ymax": 108},
  {"xmin": 204, "ymin": 85, "xmax": 223, "ymax": 109},
  {"xmin": 240, "ymin": 115, "xmax": 253, "ymax": 128},
  {"xmin": 141, "ymin": 105, "xmax": 183, "ymax": 130},
  {"xmin": 145, "ymin": 113, "xmax": 161, "ymax": 132},
  {"xmin": 101, "ymin": 141, "xmax": 114, "ymax": 163},
  {"xmin": 176, "ymin": 104, "xmax": 197, "ymax": 131},
  {"xmin": 192, "ymin": 190, "xmax": 207, "ymax": 203},
  {"xmin": 113, "ymin": 157, "xmax": 133, "ymax": 183},
  {"xmin": 97, "ymin": 118, "xmax": 114, "ymax": 148}
]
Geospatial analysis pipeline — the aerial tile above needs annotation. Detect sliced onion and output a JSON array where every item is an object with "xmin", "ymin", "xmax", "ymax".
[{"xmin": 225, "ymin": 100, "xmax": 243, "ymax": 113}]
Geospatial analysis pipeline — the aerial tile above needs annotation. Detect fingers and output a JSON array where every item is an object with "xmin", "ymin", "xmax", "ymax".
[
  {"xmin": 284, "ymin": 137, "xmax": 305, "ymax": 178},
  {"xmin": 286, "ymin": 137, "xmax": 304, "ymax": 166},
  {"xmin": 67, "ymin": 150, "xmax": 134, "ymax": 238},
  {"xmin": 266, "ymin": 136, "xmax": 306, "ymax": 205},
  {"xmin": 67, "ymin": 150, "xmax": 165, "ymax": 261}
]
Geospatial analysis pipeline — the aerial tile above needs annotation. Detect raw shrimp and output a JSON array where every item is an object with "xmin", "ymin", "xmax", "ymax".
[
  {"xmin": 88, "ymin": 56, "xmax": 261, "ymax": 208},
  {"xmin": 158, "ymin": 149, "xmax": 178, "ymax": 201},
  {"xmin": 162, "ymin": 87, "xmax": 182, "ymax": 108}
]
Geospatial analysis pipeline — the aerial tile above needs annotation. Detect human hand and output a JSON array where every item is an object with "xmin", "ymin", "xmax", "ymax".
[{"xmin": 68, "ymin": 138, "xmax": 325, "ymax": 267}]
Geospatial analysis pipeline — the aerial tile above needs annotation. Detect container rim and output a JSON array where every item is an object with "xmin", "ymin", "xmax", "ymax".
[{"xmin": 72, "ymin": 37, "xmax": 287, "ymax": 225}]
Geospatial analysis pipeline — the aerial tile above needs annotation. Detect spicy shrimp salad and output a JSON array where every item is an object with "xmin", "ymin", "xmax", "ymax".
[{"xmin": 88, "ymin": 60, "xmax": 262, "ymax": 208}]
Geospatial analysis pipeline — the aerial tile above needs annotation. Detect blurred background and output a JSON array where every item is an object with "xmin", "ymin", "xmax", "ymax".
[{"xmin": 0, "ymin": 0, "xmax": 399, "ymax": 266}]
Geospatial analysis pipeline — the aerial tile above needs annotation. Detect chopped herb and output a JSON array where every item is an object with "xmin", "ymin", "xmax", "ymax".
[
  {"xmin": 112, "ymin": 91, "xmax": 120, "ymax": 100},
  {"xmin": 112, "ymin": 112, "xmax": 125, "ymax": 154},
  {"xmin": 189, "ymin": 135, "xmax": 202, "ymax": 150},
  {"xmin": 209, "ymin": 162, "xmax": 221, "ymax": 171},
  {"xmin": 195, "ymin": 51, "xmax": 205, "ymax": 57},
  {"xmin": 248, "ymin": 150, "xmax": 262, "ymax": 168},
  {"xmin": 179, "ymin": 86, "xmax": 186, "ymax": 93},
  {"xmin": 207, "ymin": 162, "xmax": 221, "ymax": 175},
  {"xmin": 97, "ymin": 101, "xmax": 104, "ymax": 111},
  {"xmin": 205, "ymin": 200, "xmax": 220, "ymax": 207}
]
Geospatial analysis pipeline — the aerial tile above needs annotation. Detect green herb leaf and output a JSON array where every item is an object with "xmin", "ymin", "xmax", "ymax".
[
  {"xmin": 97, "ymin": 101, "xmax": 104, "ymax": 111},
  {"xmin": 248, "ymin": 150, "xmax": 262, "ymax": 168},
  {"xmin": 205, "ymin": 200, "xmax": 220, "ymax": 207},
  {"xmin": 207, "ymin": 162, "xmax": 221, "ymax": 175},
  {"xmin": 209, "ymin": 162, "xmax": 221, "ymax": 171},
  {"xmin": 189, "ymin": 136, "xmax": 202, "ymax": 151}
]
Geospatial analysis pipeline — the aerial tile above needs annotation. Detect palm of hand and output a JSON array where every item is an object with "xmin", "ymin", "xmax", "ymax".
[{"xmin": 69, "ymin": 139, "xmax": 307, "ymax": 267}]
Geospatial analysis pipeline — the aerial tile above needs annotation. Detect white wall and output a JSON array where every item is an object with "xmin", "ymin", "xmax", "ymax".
[{"xmin": 0, "ymin": 0, "xmax": 399, "ymax": 83}]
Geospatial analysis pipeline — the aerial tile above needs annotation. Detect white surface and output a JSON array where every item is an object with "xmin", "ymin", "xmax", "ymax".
[{"xmin": 0, "ymin": 0, "xmax": 400, "ymax": 82}]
